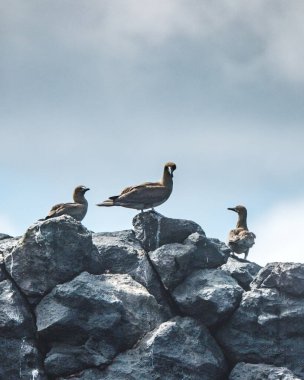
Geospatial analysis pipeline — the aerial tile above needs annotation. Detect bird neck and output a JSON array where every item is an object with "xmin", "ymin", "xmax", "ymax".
[
  {"xmin": 73, "ymin": 192, "xmax": 87, "ymax": 205},
  {"xmin": 161, "ymin": 167, "xmax": 173, "ymax": 188},
  {"xmin": 236, "ymin": 212, "xmax": 248, "ymax": 229}
]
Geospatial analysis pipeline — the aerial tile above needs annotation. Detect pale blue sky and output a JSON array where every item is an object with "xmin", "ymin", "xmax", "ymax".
[{"xmin": 1, "ymin": 1, "xmax": 304, "ymax": 265}]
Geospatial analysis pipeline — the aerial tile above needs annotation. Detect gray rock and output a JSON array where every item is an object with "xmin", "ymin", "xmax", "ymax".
[
  {"xmin": 133, "ymin": 211, "xmax": 204, "ymax": 251},
  {"xmin": 0, "ymin": 236, "xmax": 20, "ymax": 266},
  {"xmin": 221, "ymin": 257, "xmax": 262, "ymax": 290},
  {"xmin": 251, "ymin": 262, "xmax": 304, "ymax": 297},
  {"xmin": 173, "ymin": 269, "xmax": 243, "ymax": 326},
  {"xmin": 229, "ymin": 362, "xmax": 301, "ymax": 380},
  {"xmin": 92, "ymin": 230, "xmax": 145, "ymax": 274},
  {"xmin": 208, "ymin": 237, "xmax": 232, "ymax": 256},
  {"xmin": 0, "ymin": 337, "xmax": 46, "ymax": 380},
  {"xmin": 217, "ymin": 284, "xmax": 304, "ymax": 378},
  {"xmin": 4, "ymin": 216, "xmax": 101, "ymax": 304},
  {"xmin": 92, "ymin": 230, "xmax": 172, "ymax": 316},
  {"xmin": 0, "ymin": 279, "xmax": 35, "ymax": 338},
  {"xmin": 0, "ymin": 233, "xmax": 13, "ymax": 240},
  {"xmin": 36, "ymin": 272, "xmax": 165, "ymax": 377},
  {"xmin": 64, "ymin": 317, "xmax": 227, "ymax": 380},
  {"xmin": 149, "ymin": 233, "xmax": 228, "ymax": 291}
]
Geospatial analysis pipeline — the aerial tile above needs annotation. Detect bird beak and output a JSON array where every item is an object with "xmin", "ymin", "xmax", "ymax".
[
  {"xmin": 227, "ymin": 207, "xmax": 236, "ymax": 212},
  {"xmin": 84, "ymin": 188, "xmax": 90, "ymax": 192}
]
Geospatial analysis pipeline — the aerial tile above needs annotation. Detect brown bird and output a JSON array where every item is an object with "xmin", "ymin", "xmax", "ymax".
[
  {"xmin": 44, "ymin": 185, "xmax": 90, "ymax": 221},
  {"xmin": 227, "ymin": 205, "xmax": 256, "ymax": 260},
  {"xmin": 97, "ymin": 162, "xmax": 176, "ymax": 212}
]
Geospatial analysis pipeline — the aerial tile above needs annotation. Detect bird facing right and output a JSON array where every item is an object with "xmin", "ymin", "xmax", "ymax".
[
  {"xmin": 97, "ymin": 162, "xmax": 176, "ymax": 212},
  {"xmin": 227, "ymin": 205, "xmax": 256, "ymax": 260},
  {"xmin": 44, "ymin": 185, "xmax": 90, "ymax": 222}
]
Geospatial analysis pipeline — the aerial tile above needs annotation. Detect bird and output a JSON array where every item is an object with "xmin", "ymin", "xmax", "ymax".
[
  {"xmin": 97, "ymin": 162, "xmax": 177, "ymax": 212},
  {"xmin": 44, "ymin": 185, "xmax": 90, "ymax": 222},
  {"xmin": 227, "ymin": 205, "xmax": 256, "ymax": 260}
]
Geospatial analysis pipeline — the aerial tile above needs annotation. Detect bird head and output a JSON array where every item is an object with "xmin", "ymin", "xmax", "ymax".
[
  {"xmin": 74, "ymin": 185, "xmax": 90, "ymax": 195},
  {"xmin": 227, "ymin": 205, "xmax": 247, "ymax": 214},
  {"xmin": 165, "ymin": 162, "xmax": 177, "ymax": 177}
]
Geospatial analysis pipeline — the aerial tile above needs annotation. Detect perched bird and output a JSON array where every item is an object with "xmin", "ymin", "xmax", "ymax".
[
  {"xmin": 227, "ymin": 205, "xmax": 256, "ymax": 260},
  {"xmin": 44, "ymin": 185, "xmax": 90, "ymax": 221},
  {"xmin": 97, "ymin": 162, "xmax": 177, "ymax": 212}
]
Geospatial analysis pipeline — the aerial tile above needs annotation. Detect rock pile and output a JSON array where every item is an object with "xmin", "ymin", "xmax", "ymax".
[{"xmin": 0, "ymin": 212, "xmax": 303, "ymax": 379}]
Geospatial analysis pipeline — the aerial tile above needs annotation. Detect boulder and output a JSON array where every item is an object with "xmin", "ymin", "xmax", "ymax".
[
  {"xmin": 173, "ymin": 269, "xmax": 243, "ymax": 326},
  {"xmin": 61, "ymin": 317, "xmax": 228, "ymax": 380},
  {"xmin": 217, "ymin": 263, "xmax": 304, "ymax": 378},
  {"xmin": 0, "ymin": 337, "xmax": 46, "ymax": 380},
  {"xmin": 221, "ymin": 257, "xmax": 262, "ymax": 290},
  {"xmin": 92, "ymin": 230, "xmax": 170, "ymax": 314},
  {"xmin": 0, "ymin": 279, "xmax": 35, "ymax": 338},
  {"xmin": 251, "ymin": 262, "xmax": 304, "ymax": 297},
  {"xmin": 149, "ymin": 233, "xmax": 228, "ymax": 291},
  {"xmin": 4, "ymin": 216, "xmax": 101, "ymax": 304},
  {"xmin": 133, "ymin": 211, "xmax": 204, "ymax": 251},
  {"xmin": 36, "ymin": 272, "xmax": 165, "ymax": 377},
  {"xmin": 0, "ymin": 233, "xmax": 13, "ymax": 240},
  {"xmin": 229, "ymin": 362, "xmax": 301, "ymax": 380}
]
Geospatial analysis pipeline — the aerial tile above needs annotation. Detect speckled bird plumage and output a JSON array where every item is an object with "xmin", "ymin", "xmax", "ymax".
[{"xmin": 227, "ymin": 205, "xmax": 256, "ymax": 260}]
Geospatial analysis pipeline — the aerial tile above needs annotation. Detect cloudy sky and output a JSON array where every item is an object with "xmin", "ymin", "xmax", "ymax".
[{"xmin": 1, "ymin": 0, "xmax": 304, "ymax": 265}]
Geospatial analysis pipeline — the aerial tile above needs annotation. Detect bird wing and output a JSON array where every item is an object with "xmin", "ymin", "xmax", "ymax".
[
  {"xmin": 117, "ymin": 183, "xmax": 169, "ymax": 205},
  {"xmin": 120, "ymin": 181, "xmax": 160, "ymax": 196},
  {"xmin": 228, "ymin": 228, "xmax": 255, "ymax": 248},
  {"xmin": 47, "ymin": 202, "xmax": 79, "ymax": 218}
]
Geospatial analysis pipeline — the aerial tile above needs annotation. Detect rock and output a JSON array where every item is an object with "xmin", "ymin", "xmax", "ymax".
[
  {"xmin": 229, "ymin": 362, "xmax": 301, "ymax": 380},
  {"xmin": 92, "ymin": 230, "xmax": 145, "ymax": 274},
  {"xmin": 0, "ymin": 279, "xmax": 35, "ymax": 338},
  {"xmin": 64, "ymin": 317, "xmax": 228, "ymax": 380},
  {"xmin": 0, "ymin": 236, "xmax": 20, "ymax": 265},
  {"xmin": 92, "ymin": 230, "xmax": 172, "ymax": 315},
  {"xmin": 173, "ymin": 269, "xmax": 243, "ymax": 326},
  {"xmin": 4, "ymin": 216, "xmax": 101, "ymax": 304},
  {"xmin": 217, "ymin": 263, "xmax": 304, "ymax": 378},
  {"xmin": 149, "ymin": 233, "xmax": 228, "ymax": 291},
  {"xmin": 251, "ymin": 262, "xmax": 304, "ymax": 297},
  {"xmin": 221, "ymin": 257, "xmax": 262, "ymax": 290},
  {"xmin": 133, "ymin": 211, "xmax": 204, "ymax": 251},
  {"xmin": 0, "ymin": 337, "xmax": 46, "ymax": 380},
  {"xmin": 36, "ymin": 272, "xmax": 165, "ymax": 377},
  {"xmin": 208, "ymin": 237, "xmax": 232, "ymax": 256},
  {"xmin": 0, "ymin": 233, "xmax": 13, "ymax": 240}
]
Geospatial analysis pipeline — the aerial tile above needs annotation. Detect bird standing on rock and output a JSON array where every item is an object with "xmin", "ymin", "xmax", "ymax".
[
  {"xmin": 97, "ymin": 162, "xmax": 176, "ymax": 212},
  {"xmin": 227, "ymin": 205, "xmax": 256, "ymax": 260},
  {"xmin": 44, "ymin": 185, "xmax": 90, "ymax": 221}
]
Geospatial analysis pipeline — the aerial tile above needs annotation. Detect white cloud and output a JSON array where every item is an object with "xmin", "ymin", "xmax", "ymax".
[
  {"xmin": 2, "ymin": 0, "xmax": 304, "ymax": 82},
  {"xmin": 252, "ymin": 199, "xmax": 304, "ymax": 266}
]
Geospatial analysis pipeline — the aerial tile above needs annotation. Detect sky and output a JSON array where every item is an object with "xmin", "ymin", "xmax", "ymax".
[{"xmin": 1, "ymin": 0, "xmax": 304, "ymax": 266}]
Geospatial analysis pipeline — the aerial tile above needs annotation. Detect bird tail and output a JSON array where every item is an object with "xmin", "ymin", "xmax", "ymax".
[{"xmin": 96, "ymin": 196, "xmax": 118, "ymax": 207}]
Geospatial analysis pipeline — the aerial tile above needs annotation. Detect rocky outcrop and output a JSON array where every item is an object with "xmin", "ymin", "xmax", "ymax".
[
  {"xmin": 0, "ymin": 250, "xmax": 46, "ymax": 379},
  {"xmin": 36, "ymin": 272, "xmax": 164, "ymax": 377},
  {"xmin": 217, "ymin": 262, "xmax": 304, "ymax": 379},
  {"xmin": 229, "ymin": 362, "xmax": 301, "ymax": 380},
  {"xmin": 66, "ymin": 317, "xmax": 227, "ymax": 380},
  {"xmin": 221, "ymin": 257, "xmax": 262, "ymax": 290},
  {"xmin": 3, "ymin": 216, "xmax": 101, "ymax": 304},
  {"xmin": 0, "ymin": 211, "xmax": 304, "ymax": 380},
  {"xmin": 173, "ymin": 269, "xmax": 243, "ymax": 326},
  {"xmin": 133, "ymin": 211, "xmax": 203, "ymax": 251}
]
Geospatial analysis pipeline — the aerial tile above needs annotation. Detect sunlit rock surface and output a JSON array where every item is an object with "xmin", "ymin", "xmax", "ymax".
[{"xmin": 0, "ymin": 215, "xmax": 304, "ymax": 379}]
